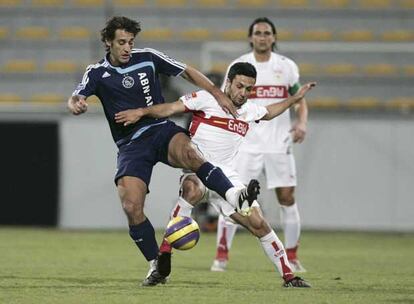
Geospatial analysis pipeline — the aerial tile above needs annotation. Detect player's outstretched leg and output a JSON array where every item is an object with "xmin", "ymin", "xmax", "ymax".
[
  {"xmin": 157, "ymin": 175, "xmax": 206, "ymax": 278},
  {"xmin": 230, "ymin": 205, "xmax": 311, "ymax": 288},
  {"xmin": 278, "ymin": 187, "xmax": 306, "ymax": 273},
  {"xmin": 210, "ymin": 180, "xmax": 260, "ymax": 271}
]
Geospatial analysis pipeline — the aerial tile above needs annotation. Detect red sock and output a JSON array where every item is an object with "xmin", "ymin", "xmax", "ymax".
[
  {"xmin": 159, "ymin": 238, "xmax": 172, "ymax": 254},
  {"xmin": 215, "ymin": 227, "xmax": 228, "ymax": 261},
  {"xmin": 286, "ymin": 245, "xmax": 298, "ymax": 261}
]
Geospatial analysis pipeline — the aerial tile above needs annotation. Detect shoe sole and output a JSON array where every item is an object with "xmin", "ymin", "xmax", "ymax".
[
  {"xmin": 141, "ymin": 279, "xmax": 167, "ymax": 287},
  {"xmin": 283, "ymin": 276, "xmax": 311, "ymax": 288},
  {"xmin": 246, "ymin": 179, "xmax": 260, "ymax": 203}
]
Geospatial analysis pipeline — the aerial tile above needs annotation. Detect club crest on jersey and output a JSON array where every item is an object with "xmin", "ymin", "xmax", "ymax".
[
  {"xmin": 184, "ymin": 92, "xmax": 197, "ymax": 101},
  {"xmin": 122, "ymin": 76, "xmax": 134, "ymax": 89}
]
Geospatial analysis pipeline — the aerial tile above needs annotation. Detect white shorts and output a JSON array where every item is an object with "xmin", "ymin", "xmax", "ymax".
[
  {"xmin": 234, "ymin": 151, "xmax": 297, "ymax": 189},
  {"xmin": 180, "ymin": 167, "xmax": 259, "ymax": 217}
]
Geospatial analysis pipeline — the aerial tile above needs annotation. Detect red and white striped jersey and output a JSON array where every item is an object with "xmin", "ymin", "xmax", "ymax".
[
  {"xmin": 180, "ymin": 90, "xmax": 268, "ymax": 167},
  {"xmin": 224, "ymin": 52, "xmax": 300, "ymax": 153}
]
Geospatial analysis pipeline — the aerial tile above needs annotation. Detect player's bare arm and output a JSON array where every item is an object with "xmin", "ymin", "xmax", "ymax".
[
  {"xmin": 291, "ymin": 97, "xmax": 308, "ymax": 143},
  {"xmin": 262, "ymin": 82, "xmax": 315, "ymax": 121},
  {"xmin": 67, "ymin": 95, "xmax": 88, "ymax": 115},
  {"xmin": 115, "ymin": 100, "xmax": 186, "ymax": 126},
  {"xmin": 181, "ymin": 65, "xmax": 238, "ymax": 118}
]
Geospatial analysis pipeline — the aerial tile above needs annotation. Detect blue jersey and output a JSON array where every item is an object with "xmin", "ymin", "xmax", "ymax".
[{"xmin": 72, "ymin": 48, "xmax": 186, "ymax": 144}]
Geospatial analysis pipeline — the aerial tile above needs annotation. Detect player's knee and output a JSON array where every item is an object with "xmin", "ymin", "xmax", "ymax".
[
  {"xmin": 249, "ymin": 216, "xmax": 271, "ymax": 237},
  {"xmin": 121, "ymin": 198, "xmax": 143, "ymax": 217},
  {"xmin": 182, "ymin": 145, "xmax": 204, "ymax": 169},
  {"xmin": 255, "ymin": 223, "xmax": 272, "ymax": 238},
  {"xmin": 277, "ymin": 188, "xmax": 295, "ymax": 206},
  {"xmin": 182, "ymin": 178, "xmax": 204, "ymax": 205},
  {"xmin": 279, "ymin": 198, "xmax": 294, "ymax": 206}
]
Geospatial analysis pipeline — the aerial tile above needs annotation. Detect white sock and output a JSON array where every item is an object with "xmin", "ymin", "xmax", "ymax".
[
  {"xmin": 224, "ymin": 186, "xmax": 244, "ymax": 208},
  {"xmin": 216, "ymin": 213, "xmax": 238, "ymax": 249},
  {"xmin": 280, "ymin": 203, "xmax": 301, "ymax": 249},
  {"xmin": 259, "ymin": 231, "xmax": 294, "ymax": 279},
  {"xmin": 170, "ymin": 197, "xmax": 193, "ymax": 218}
]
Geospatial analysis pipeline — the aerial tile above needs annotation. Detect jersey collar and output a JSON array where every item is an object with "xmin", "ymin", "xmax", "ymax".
[{"xmin": 104, "ymin": 52, "xmax": 155, "ymax": 75}]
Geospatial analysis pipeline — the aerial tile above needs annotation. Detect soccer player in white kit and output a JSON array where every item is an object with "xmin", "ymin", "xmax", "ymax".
[
  {"xmin": 210, "ymin": 17, "xmax": 309, "ymax": 273},
  {"xmin": 115, "ymin": 62, "xmax": 315, "ymax": 287}
]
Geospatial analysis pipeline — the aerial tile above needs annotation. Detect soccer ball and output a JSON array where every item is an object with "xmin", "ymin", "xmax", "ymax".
[{"xmin": 164, "ymin": 216, "xmax": 200, "ymax": 250}]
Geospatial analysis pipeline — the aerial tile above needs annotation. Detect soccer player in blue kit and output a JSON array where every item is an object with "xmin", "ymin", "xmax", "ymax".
[{"xmin": 67, "ymin": 16, "xmax": 259, "ymax": 287}]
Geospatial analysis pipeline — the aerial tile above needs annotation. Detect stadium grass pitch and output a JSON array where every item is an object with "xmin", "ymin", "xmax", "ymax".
[{"xmin": 0, "ymin": 228, "xmax": 413, "ymax": 304}]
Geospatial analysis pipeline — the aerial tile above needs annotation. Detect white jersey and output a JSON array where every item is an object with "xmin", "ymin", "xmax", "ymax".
[
  {"xmin": 180, "ymin": 90, "xmax": 268, "ymax": 169},
  {"xmin": 224, "ymin": 52, "xmax": 300, "ymax": 153}
]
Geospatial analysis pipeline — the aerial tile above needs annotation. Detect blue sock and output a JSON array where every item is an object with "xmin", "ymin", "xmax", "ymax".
[
  {"xmin": 129, "ymin": 218, "xmax": 159, "ymax": 261},
  {"xmin": 196, "ymin": 162, "xmax": 233, "ymax": 199}
]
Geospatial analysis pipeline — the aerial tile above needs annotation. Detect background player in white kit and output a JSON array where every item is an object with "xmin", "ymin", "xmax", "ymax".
[
  {"xmin": 210, "ymin": 17, "xmax": 309, "ymax": 273},
  {"xmin": 115, "ymin": 62, "xmax": 315, "ymax": 287}
]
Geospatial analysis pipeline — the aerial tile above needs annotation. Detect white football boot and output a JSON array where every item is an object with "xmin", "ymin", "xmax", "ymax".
[{"xmin": 210, "ymin": 259, "xmax": 228, "ymax": 272}]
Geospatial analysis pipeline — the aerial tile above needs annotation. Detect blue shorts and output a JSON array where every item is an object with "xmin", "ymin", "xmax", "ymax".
[{"xmin": 115, "ymin": 120, "xmax": 188, "ymax": 188}]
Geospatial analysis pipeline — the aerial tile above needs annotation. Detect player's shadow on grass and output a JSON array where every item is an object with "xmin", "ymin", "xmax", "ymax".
[
  {"xmin": 167, "ymin": 279, "xmax": 221, "ymax": 288},
  {"xmin": 0, "ymin": 274, "xmax": 221, "ymax": 289},
  {"xmin": 177, "ymin": 265, "xmax": 214, "ymax": 271},
  {"xmin": 0, "ymin": 275, "xmax": 135, "ymax": 287}
]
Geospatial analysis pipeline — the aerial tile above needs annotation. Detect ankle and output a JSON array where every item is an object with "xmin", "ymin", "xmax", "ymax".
[
  {"xmin": 160, "ymin": 239, "xmax": 172, "ymax": 253},
  {"xmin": 286, "ymin": 246, "xmax": 298, "ymax": 261}
]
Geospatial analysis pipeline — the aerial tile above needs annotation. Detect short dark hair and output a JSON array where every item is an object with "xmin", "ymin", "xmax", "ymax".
[
  {"xmin": 100, "ymin": 16, "xmax": 141, "ymax": 51},
  {"xmin": 248, "ymin": 17, "xmax": 277, "ymax": 50},
  {"xmin": 227, "ymin": 62, "xmax": 257, "ymax": 82}
]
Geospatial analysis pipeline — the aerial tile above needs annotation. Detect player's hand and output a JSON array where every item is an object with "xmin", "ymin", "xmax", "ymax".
[
  {"xmin": 115, "ymin": 109, "xmax": 145, "ymax": 126},
  {"xmin": 290, "ymin": 121, "xmax": 307, "ymax": 143},
  {"xmin": 67, "ymin": 95, "xmax": 88, "ymax": 115},
  {"xmin": 295, "ymin": 82, "xmax": 317, "ymax": 100},
  {"xmin": 215, "ymin": 91, "xmax": 238, "ymax": 118}
]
